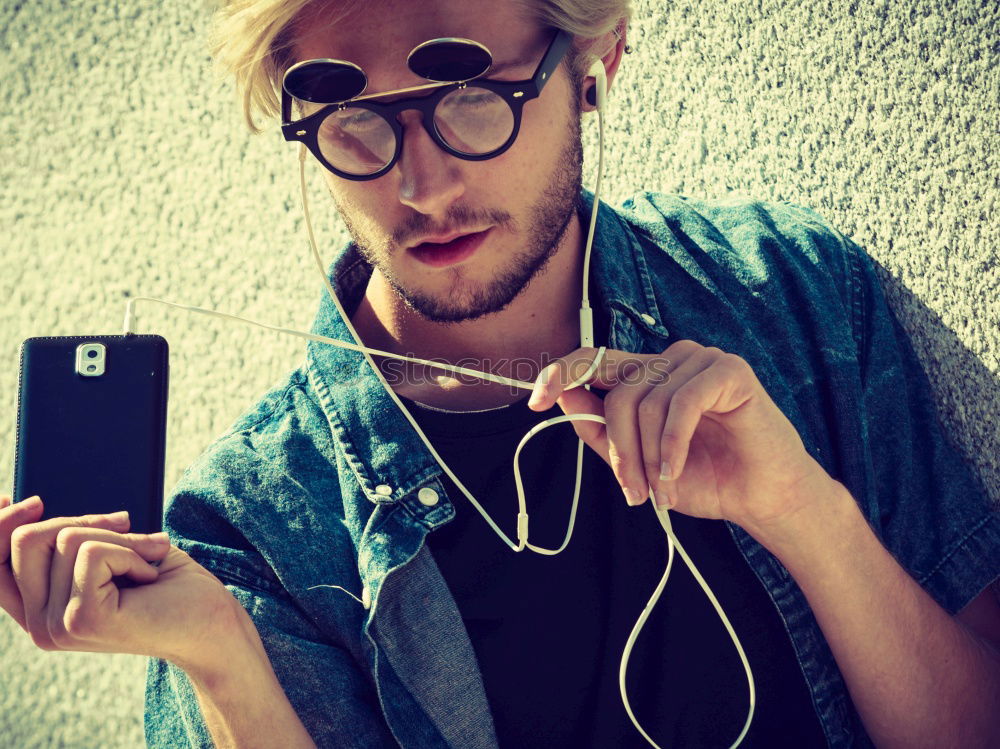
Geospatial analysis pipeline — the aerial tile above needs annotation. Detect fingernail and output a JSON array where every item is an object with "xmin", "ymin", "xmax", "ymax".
[
  {"xmin": 659, "ymin": 460, "xmax": 672, "ymax": 482},
  {"xmin": 656, "ymin": 490, "xmax": 673, "ymax": 508},
  {"xmin": 21, "ymin": 495, "xmax": 42, "ymax": 509},
  {"xmin": 623, "ymin": 486, "xmax": 640, "ymax": 506},
  {"xmin": 108, "ymin": 510, "xmax": 129, "ymax": 523},
  {"xmin": 148, "ymin": 532, "xmax": 169, "ymax": 545}
]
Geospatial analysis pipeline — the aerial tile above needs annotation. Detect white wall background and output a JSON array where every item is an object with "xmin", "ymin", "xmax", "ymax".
[{"xmin": 1, "ymin": 0, "xmax": 997, "ymax": 745}]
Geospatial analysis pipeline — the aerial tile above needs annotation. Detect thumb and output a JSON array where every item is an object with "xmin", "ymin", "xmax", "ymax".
[{"xmin": 555, "ymin": 387, "xmax": 610, "ymax": 464}]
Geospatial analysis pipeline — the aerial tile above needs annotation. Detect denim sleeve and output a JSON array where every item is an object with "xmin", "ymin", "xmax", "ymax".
[
  {"xmin": 842, "ymin": 230, "xmax": 1000, "ymax": 615},
  {"xmin": 145, "ymin": 558, "xmax": 397, "ymax": 749},
  {"xmin": 142, "ymin": 430, "xmax": 398, "ymax": 748},
  {"xmin": 143, "ymin": 561, "xmax": 396, "ymax": 748}
]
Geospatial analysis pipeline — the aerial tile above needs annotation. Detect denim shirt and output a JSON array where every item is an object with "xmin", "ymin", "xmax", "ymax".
[{"xmin": 144, "ymin": 190, "xmax": 1000, "ymax": 748}]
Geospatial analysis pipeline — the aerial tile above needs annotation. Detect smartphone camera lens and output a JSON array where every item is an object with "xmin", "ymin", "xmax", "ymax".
[{"xmin": 76, "ymin": 343, "xmax": 107, "ymax": 377}]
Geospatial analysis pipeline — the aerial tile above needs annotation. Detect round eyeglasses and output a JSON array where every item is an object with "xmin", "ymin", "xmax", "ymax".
[{"xmin": 280, "ymin": 30, "xmax": 572, "ymax": 181}]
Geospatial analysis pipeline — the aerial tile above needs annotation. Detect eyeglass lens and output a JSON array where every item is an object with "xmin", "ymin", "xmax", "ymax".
[{"xmin": 317, "ymin": 86, "xmax": 515, "ymax": 176}]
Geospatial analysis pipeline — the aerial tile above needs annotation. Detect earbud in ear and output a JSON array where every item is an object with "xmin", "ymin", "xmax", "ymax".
[{"xmin": 585, "ymin": 59, "xmax": 607, "ymax": 111}]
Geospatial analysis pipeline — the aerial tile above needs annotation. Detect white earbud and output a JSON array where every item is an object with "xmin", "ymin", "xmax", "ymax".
[{"xmin": 587, "ymin": 58, "xmax": 607, "ymax": 111}]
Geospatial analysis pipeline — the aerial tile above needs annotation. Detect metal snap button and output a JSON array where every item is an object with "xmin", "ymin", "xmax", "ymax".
[
  {"xmin": 361, "ymin": 585, "xmax": 371, "ymax": 609},
  {"xmin": 640, "ymin": 313, "xmax": 656, "ymax": 326},
  {"xmin": 417, "ymin": 487, "xmax": 440, "ymax": 506},
  {"xmin": 374, "ymin": 484, "xmax": 392, "ymax": 496}
]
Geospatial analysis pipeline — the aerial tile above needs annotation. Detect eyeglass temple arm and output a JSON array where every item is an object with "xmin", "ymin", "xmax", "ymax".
[
  {"xmin": 281, "ymin": 86, "xmax": 300, "ymax": 128},
  {"xmin": 534, "ymin": 30, "xmax": 573, "ymax": 93}
]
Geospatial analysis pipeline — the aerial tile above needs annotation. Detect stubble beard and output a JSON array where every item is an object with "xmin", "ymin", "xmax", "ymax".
[{"xmin": 334, "ymin": 112, "xmax": 585, "ymax": 324}]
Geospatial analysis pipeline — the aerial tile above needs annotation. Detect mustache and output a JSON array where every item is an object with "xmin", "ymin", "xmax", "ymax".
[{"xmin": 393, "ymin": 205, "xmax": 516, "ymax": 247}]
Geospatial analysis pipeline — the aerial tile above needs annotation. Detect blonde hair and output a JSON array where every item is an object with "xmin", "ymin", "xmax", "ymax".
[{"xmin": 205, "ymin": 0, "xmax": 633, "ymax": 134}]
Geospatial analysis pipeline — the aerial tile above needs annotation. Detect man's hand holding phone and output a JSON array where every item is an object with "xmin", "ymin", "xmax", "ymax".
[
  {"xmin": 0, "ymin": 493, "xmax": 242, "ymax": 673},
  {"xmin": 1, "ymin": 493, "xmax": 319, "ymax": 746}
]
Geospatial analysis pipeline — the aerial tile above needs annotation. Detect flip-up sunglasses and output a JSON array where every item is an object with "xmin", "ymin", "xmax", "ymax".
[{"xmin": 281, "ymin": 30, "xmax": 573, "ymax": 180}]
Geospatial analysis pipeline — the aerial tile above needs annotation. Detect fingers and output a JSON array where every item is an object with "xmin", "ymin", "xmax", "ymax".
[
  {"xmin": 553, "ymin": 356, "xmax": 678, "ymax": 506},
  {"xmin": 603, "ymin": 382, "xmax": 654, "ymax": 504},
  {"xmin": 659, "ymin": 354, "xmax": 755, "ymax": 486},
  {"xmin": 635, "ymin": 387, "xmax": 671, "ymax": 504},
  {"xmin": 558, "ymin": 344, "xmax": 694, "ymax": 506},
  {"xmin": 48, "ymin": 528, "xmax": 169, "ymax": 647},
  {"xmin": 532, "ymin": 349, "xmax": 676, "ymax": 501},
  {"xmin": 55, "ymin": 539, "xmax": 165, "ymax": 649},
  {"xmin": 554, "ymin": 387, "xmax": 610, "ymax": 461},
  {"xmin": 605, "ymin": 349, "xmax": 706, "ymax": 507},
  {"xmin": 529, "ymin": 347, "xmax": 667, "ymax": 409},
  {"xmin": 637, "ymin": 350, "xmax": 716, "ymax": 506},
  {"xmin": 575, "ymin": 341, "xmax": 731, "ymax": 508},
  {"xmin": 1, "ymin": 496, "xmax": 46, "ymax": 629},
  {"xmin": 9, "ymin": 509, "xmax": 132, "ymax": 647},
  {"xmin": 529, "ymin": 351, "xmax": 592, "ymax": 409},
  {"xmin": 531, "ymin": 340, "xmax": 758, "ymax": 512}
]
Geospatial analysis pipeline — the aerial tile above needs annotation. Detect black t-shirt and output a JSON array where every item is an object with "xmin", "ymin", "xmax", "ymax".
[{"xmin": 406, "ymin": 314, "xmax": 827, "ymax": 748}]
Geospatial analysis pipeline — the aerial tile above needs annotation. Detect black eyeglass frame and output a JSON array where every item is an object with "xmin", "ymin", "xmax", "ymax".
[{"xmin": 280, "ymin": 29, "xmax": 573, "ymax": 181}]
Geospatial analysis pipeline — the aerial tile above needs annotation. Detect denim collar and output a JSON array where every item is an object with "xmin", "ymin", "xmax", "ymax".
[{"xmin": 304, "ymin": 189, "xmax": 671, "ymax": 514}]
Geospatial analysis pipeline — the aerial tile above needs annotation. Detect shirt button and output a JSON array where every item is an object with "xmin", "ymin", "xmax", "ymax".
[
  {"xmin": 374, "ymin": 484, "xmax": 392, "ymax": 497},
  {"xmin": 640, "ymin": 313, "xmax": 657, "ymax": 326},
  {"xmin": 417, "ymin": 487, "xmax": 440, "ymax": 506}
]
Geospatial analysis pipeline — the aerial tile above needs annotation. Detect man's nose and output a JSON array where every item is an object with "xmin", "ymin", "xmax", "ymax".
[{"xmin": 394, "ymin": 110, "xmax": 466, "ymax": 216}]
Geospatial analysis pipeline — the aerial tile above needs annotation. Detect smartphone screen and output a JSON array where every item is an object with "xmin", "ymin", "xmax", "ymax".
[{"xmin": 12, "ymin": 335, "xmax": 169, "ymax": 535}]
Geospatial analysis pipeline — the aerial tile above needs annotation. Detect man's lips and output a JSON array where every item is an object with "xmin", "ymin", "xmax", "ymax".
[
  {"xmin": 407, "ymin": 228, "xmax": 492, "ymax": 268},
  {"xmin": 406, "ymin": 228, "xmax": 489, "ymax": 250}
]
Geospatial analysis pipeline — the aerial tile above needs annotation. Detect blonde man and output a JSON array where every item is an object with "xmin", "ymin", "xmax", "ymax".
[{"xmin": 2, "ymin": 0, "xmax": 999, "ymax": 747}]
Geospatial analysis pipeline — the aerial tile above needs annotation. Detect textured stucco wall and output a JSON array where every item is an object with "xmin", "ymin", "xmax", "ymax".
[{"xmin": 1, "ymin": 0, "xmax": 997, "ymax": 746}]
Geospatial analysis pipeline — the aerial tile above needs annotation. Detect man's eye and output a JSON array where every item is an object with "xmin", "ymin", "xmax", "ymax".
[
  {"xmin": 452, "ymin": 92, "xmax": 494, "ymax": 107},
  {"xmin": 334, "ymin": 109, "xmax": 382, "ymax": 130}
]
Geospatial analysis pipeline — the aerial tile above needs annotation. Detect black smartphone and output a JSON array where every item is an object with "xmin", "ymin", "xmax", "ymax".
[{"xmin": 12, "ymin": 334, "xmax": 169, "ymax": 535}]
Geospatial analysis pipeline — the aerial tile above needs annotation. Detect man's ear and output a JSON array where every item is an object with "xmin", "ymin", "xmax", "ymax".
[{"xmin": 581, "ymin": 20, "xmax": 628, "ymax": 113}]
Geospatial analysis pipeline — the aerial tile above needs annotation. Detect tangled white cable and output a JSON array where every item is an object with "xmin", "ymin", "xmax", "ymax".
[{"xmin": 121, "ymin": 69, "xmax": 756, "ymax": 749}]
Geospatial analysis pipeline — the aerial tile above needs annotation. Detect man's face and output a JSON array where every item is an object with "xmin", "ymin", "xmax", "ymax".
[{"xmin": 291, "ymin": 0, "xmax": 584, "ymax": 323}]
